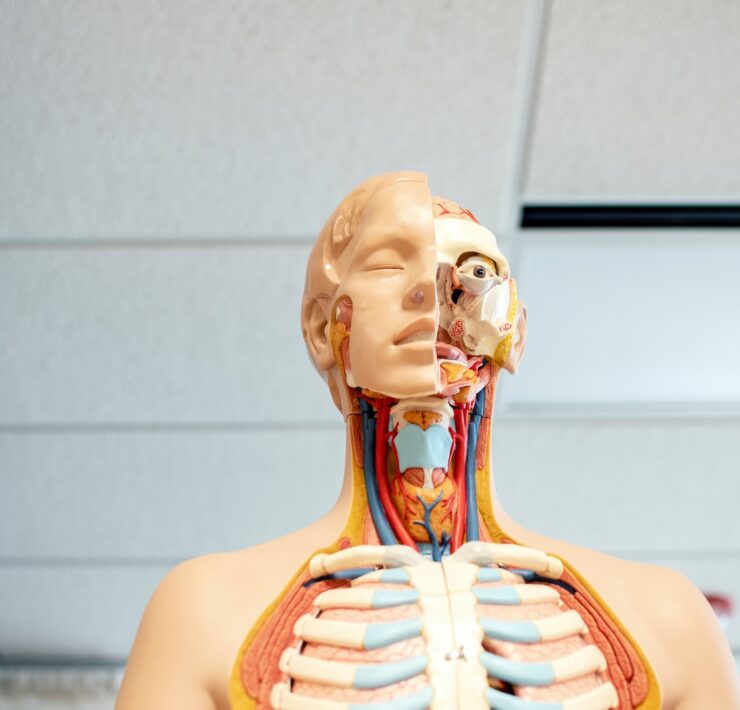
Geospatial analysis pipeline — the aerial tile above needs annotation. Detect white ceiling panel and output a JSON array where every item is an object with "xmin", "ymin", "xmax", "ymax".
[
  {"xmin": 525, "ymin": 0, "xmax": 740, "ymax": 201},
  {"xmin": 0, "ymin": 0, "xmax": 525, "ymax": 240}
]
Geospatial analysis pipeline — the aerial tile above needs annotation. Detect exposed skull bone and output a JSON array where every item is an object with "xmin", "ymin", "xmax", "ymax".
[{"xmin": 434, "ymin": 218, "xmax": 521, "ymax": 368}]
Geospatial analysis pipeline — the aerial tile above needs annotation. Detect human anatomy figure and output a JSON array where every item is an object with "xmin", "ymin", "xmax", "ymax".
[{"xmin": 117, "ymin": 173, "xmax": 739, "ymax": 710}]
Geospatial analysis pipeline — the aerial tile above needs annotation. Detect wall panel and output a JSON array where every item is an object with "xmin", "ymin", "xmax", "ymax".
[
  {"xmin": 0, "ymin": 565, "xmax": 167, "ymax": 658},
  {"xmin": 3, "ymin": 420, "xmax": 737, "ymax": 559},
  {"xmin": 0, "ymin": 244, "xmax": 337, "ymax": 425},
  {"xmin": 1, "ymin": 428, "xmax": 344, "ymax": 559},
  {"xmin": 500, "ymin": 231, "xmax": 740, "ymax": 411}
]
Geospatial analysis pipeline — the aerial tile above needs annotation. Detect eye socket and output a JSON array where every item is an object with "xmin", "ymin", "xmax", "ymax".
[
  {"xmin": 454, "ymin": 253, "xmax": 503, "ymax": 297},
  {"xmin": 458, "ymin": 255, "xmax": 497, "ymax": 279}
]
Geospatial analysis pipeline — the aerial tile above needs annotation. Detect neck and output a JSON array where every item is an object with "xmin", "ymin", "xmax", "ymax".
[{"xmin": 328, "ymin": 371, "xmax": 519, "ymax": 559}]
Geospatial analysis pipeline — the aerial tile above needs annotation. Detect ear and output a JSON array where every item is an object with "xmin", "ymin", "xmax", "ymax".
[
  {"xmin": 302, "ymin": 297, "xmax": 336, "ymax": 372},
  {"xmin": 503, "ymin": 301, "xmax": 527, "ymax": 374}
]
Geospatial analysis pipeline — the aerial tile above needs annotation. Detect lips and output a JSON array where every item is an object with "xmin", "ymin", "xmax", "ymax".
[{"xmin": 394, "ymin": 317, "xmax": 437, "ymax": 346}]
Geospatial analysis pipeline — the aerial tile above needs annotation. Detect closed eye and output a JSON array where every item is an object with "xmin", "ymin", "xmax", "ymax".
[
  {"xmin": 363, "ymin": 265, "xmax": 404, "ymax": 272},
  {"xmin": 359, "ymin": 246, "xmax": 406, "ymax": 273}
]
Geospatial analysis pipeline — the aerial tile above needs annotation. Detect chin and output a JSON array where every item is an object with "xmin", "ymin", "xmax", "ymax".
[{"xmin": 363, "ymin": 367, "xmax": 438, "ymax": 399}]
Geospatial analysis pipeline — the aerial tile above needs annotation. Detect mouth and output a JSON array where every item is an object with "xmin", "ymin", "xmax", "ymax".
[
  {"xmin": 394, "ymin": 317, "xmax": 437, "ymax": 346},
  {"xmin": 397, "ymin": 331, "xmax": 436, "ymax": 345},
  {"xmin": 435, "ymin": 342, "xmax": 467, "ymax": 363}
]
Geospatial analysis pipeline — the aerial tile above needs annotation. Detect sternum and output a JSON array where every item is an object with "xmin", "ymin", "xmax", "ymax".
[{"xmin": 408, "ymin": 559, "xmax": 488, "ymax": 710}]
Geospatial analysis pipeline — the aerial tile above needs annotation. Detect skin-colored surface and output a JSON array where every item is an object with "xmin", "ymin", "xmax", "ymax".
[
  {"xmin": 116, "ymin": 173, "xmax": 740, "ymax": 710},
  {"xmin": 115, "ymin": 476, "xmax": 740, "ymax": 710}
]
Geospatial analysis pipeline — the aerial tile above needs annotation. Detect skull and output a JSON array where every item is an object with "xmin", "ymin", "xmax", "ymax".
[{"xmin": 434, "ymin": 216, "xmax": 524, "ymax": 371}]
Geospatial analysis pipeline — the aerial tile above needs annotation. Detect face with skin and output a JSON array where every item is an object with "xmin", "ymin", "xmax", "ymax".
[
  {"xmin": 302, "ymin": 172, "xmax": 526, "ymax": 405},
  {"xmin": 332, "ymin": 175, "xmax": 439, "ymax": 398}
]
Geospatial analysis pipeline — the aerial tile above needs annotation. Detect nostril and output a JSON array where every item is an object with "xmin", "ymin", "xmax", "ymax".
[{"xmin": 451, "ymin": 289, "xmax": 464, "ymax": 305}]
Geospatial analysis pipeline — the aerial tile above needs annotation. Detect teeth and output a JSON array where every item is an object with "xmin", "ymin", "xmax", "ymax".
[{"xmin": 399, "ymin": 331, "xmax": 435, "ymax": 345}]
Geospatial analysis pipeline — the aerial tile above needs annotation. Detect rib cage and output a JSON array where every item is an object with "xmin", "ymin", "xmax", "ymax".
[{"xmin": 270, "ymin": 543, "xmax": 619, "ymax": 710}]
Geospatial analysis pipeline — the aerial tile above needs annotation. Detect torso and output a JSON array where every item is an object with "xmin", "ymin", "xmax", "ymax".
[{"xmin": 202, "ymin": 519, "xmax": 679, "ymax": 710}]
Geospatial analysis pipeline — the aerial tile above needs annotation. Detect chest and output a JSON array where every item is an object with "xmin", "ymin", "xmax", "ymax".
[{"xmin": 236, "ymin": 543, "xmax": 657, "ymax": 709}]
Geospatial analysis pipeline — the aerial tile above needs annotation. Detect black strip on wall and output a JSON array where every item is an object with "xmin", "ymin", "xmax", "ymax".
[{"xmin": 521, "ymin": 205, "xmax": 740, "ymax": 229}]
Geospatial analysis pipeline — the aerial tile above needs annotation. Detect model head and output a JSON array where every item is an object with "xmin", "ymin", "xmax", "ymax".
[{"xmin": 301, "ymin": 172, "xmax": 526, "ymax": 413}]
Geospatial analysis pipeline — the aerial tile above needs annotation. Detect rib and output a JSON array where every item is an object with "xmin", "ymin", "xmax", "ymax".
[
  {"xmin": 309, "ymin": 545, "xmax": 423, "ymax": 579},
  {"xmin": 294, "ymin": 614, "xmax": 423, "ymax": 650},
  {"xmin": 480, "ymin": 646, "xmax": 606, "ymax": 687},
  {"xmin": 279, "ymin": 647, "xmax": 428, "ymax": 689},
  {"xmin": 473, "ymin": 584, "xmax": 560, "ymax": 606},
  {"xmin": 485, "ymin": 681, "xmax": 618, "ymax": 710},
  {"xmin": 479, "ymin": 610, "xmax": 586, "ymax": 644},
  {"xmin": 270, "ymin": 683, "xmax": 435, "ymax": 710},
  {"xmin": 454, "ymin": 542, "xmax": 564, "ymax": 579},
  {"xmin": 314, "ymin": 588, "xmax": 420, "ymax": 611}
]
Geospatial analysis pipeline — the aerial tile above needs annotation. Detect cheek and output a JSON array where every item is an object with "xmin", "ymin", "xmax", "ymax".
[{"xmin": 349, "ymin": 290, "xmax": 404, "ymax": 335}]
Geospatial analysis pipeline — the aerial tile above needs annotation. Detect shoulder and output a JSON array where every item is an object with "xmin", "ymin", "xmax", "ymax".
[
  {"xmin": 639, "ymin": 564, "xmax": 740, "ymax": 709},
  {"xmin": 534, "ymin": 537, "xmax": 738, "ymax": 708},
  {"xmin": 598, "ymin": 558, "xmax": 739, "ymax": 709},
  {"xmin": 116, "ymin": 534, "xmax": 325, "ymax": 710},
  {"xmin": 116, "ymin": 552, "xmax": 246, "ymax": 710}
]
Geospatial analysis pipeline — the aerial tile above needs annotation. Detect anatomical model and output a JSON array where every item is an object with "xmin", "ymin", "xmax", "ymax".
[{"xmin": 117, "ymin": 173, "xmax": 740, "ymax": 710}]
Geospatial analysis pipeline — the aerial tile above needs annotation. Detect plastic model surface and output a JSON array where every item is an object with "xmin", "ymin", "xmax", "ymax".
[{"xmin": 116, "ymin": 173, "xmax": 740, "ymax": 710}]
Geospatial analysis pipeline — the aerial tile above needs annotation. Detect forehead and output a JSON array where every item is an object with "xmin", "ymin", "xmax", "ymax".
[
  {"xmin": 434, "ymin": 218, "xmax": 510, "ymax": 276},
  {"xmin": 342, "ymin": 179, "xmax": 436, "ymax": 263}
]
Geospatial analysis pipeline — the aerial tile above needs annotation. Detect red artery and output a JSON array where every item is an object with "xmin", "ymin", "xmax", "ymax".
[
  {"xmin": 374, "ymin": 400, "xmax": 419, "ymax": 549},
  {"xmin": 451, "ymin": 404, "xmax": 471, "ymax": 552},
  {"xmin": 367, "ymin": 393, "xmax": 473, "ymax": 553}
]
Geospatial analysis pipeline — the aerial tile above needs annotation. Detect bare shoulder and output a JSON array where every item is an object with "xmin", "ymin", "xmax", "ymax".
[
  {"xmin": 559, "ymin": 544, "xmax": 739, "ymax": 709},
  {"xmin": 635, "ymin": 563, "xmax": 740, "ymax": 710},
  {"xmin": 116, "ymin": 552, "xmax": 248, "ymax": 710},
  {"xmin": 116, "ymin": 530, "xmax": 329, "ymax": 710}
]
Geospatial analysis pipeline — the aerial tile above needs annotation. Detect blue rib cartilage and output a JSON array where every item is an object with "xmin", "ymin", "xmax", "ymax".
[
  {"xmin": 371, "ymin": 589, "xmax": 420, "ymax": 608},
  {"xmin": 477, "ymin": 567, "xmax": 505, "ymax": 583},
  {"xmin": 353, "ymin": 654, "xmax": 429, "ymax": 690},
  {"xmin": 480, "ymin": 651, "xmax": 555, "ymax": 687},
  {"xmin": 363, "ymin": 617, "xmax": 423, "ymax": 650},
  {"xmin": 473, "ymin": 586, "xmax": 521, "ymax": 605},
  {"xmin": 378, "ymin": 568, "xmax": 411, "ymax": 584},
  {"xmin": 485, "ymin": 687, "xmax": 562, "ymax": 710},
  {"xmin": 479, "ymin": 617, "xmax": 541, "ymax": 643},
  {"xmin": 509, "ymin": 568, "xmax": 538, "ymax": 581},
  {"xmin": 348, "ymin": 686, "xmax": 434, "ymax": 710}
]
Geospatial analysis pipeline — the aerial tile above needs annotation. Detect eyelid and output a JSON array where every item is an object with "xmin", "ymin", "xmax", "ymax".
[
  {"xmin": 459, "ymin": 254, "xmax": 494, "ymax": 267},
  {"xmin": 363, "ymin": 264, "xmax": 404, "ymax": 272},
  {"xmin": 361, "ymin": 247, "xmax": 406, "ymax": 272}
]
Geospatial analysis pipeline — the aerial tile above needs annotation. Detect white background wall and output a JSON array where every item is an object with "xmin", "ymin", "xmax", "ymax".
[{"xmin": 1, "ymin": 0, "xmax": 739, "ymax": 705}]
